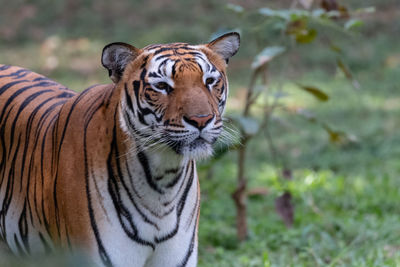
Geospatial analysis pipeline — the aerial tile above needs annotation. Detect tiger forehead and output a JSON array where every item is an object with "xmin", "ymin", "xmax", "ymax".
[
  {"xmin": 145, "ymin": 44, "xmax": 207, "ymax": 64},
  {"xmin": 144, "ymin": 42, "xmax": 195, "ymax": 53},
  {"xmin": 143, "ymin": 43, "xmax": 217, "ymax": 80}
]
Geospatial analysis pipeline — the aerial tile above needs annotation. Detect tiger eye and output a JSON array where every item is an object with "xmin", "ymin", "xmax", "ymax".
[
  {"xmin": 205, "ymin": 77, "xmax": 215, "ymax": 85},
  {"xmin": 155, "ymin": 82, "xmax": 168, "ymax": 90},
  {"xmin": 154, "ymin": 82, "xmax": 173, "ymax": 94}
]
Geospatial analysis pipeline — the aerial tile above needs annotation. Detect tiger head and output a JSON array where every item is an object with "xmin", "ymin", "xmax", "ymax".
[{"xmin": 101, "ymin": 32, "xmax": 240, "ymax": 159}]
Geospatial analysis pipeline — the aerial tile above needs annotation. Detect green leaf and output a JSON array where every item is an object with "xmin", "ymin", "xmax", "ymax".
[
  {"xmin": 263, "ymin": 251, "xmax": 271, "ymax": 267},
  {"xmin": 337, "ymin": 59, "xmax": 352, "ymax": 79},
  {"xmin": 322, "ymin": 124, "xmax": 358, "ymax": 145},
  {"xmin": 259, "ymin": 8, "xmax": 310, "ymax": 21},
  {"xmin": 311, "ymin": 9, "xmax": 325, "ymax": 17},
  {"xmin": 286, "ymin": 19, "xmax": 307, "ymax": 35},
  {"xmin": 344, "ymin": 19, "xmax": 364, "ymax": 30},
  {"xmin": 322, "ymin": 125, "xmax": 346, "ymax": 144},
  {"xmin": 295, "ymin": 28, "xmax": 317, "ymax": 44},
  {"xmin": 354, "ymin": 6, "xmax": 375, "ymax": 15},
  {"xmin": 285, "ymin": 19, "xmax": 317, "ymax": 44},
  {"xmin": 226, "ymin": 3, "xmax": 244, "ymax": 14},
  {"xmin": 259, "ymin": 8, "xmax": 288, "ymax": 19},
  {"xmin": 329, "ymin": 44, "xmax": 342, "ymax": 54},
  {"xmin": 288, "ymin": 10, "xmax": 310, "ymax": 21},
  {"xmin": 296, "ymin": 84, "xmax": 329, "ymax": 101},
  {"xmin": 326, "ymin": 10, "xmax": 341, "ymax": 18},
  {"xmin": 251, "ymin": 46, "xmax": 286, "ymax": 70},
  {"xmin": 234, "ymin": 116, "xmax": 260, "ymax": 136},
  {"xmin": 337, "ymin": 59, "xmax": 360, "ymax": 89}
]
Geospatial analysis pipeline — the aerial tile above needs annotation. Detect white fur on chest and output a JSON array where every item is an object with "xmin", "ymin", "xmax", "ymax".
[{"xmin": 88, "ymin": 152, "xmax": 199, "ymax": 267}]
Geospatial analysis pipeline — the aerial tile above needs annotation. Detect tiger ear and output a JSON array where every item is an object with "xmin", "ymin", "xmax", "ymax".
[
  {"xmin": 101, "ymin": 42, "xmax": 140, "ymax": 83},
  {"xmin": 207, "ymin": 32, "xmax": 240, "ymax": 64}
]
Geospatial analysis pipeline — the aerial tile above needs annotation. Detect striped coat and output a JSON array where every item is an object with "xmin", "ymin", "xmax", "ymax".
[{"xmin": 0, "ymin": 32, "xmax": 240, "ymax": 266}]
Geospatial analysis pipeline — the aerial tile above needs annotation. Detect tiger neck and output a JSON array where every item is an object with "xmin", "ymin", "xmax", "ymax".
[{"xmin": 113, "ymin": 122, "xmax": 197, "ymax": 217}]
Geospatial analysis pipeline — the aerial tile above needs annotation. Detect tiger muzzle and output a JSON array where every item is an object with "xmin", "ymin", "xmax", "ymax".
[{"xmin": 183, "ymin": 114, "xmax": 214, "ymax": 131}]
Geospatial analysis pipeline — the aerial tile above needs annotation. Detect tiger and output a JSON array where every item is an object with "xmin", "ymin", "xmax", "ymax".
[{"xmin": 0, "ymin": 32, "xmax": 240, "ymax": 266}]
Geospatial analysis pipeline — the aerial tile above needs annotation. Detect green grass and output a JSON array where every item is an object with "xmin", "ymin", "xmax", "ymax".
[
  {"xmin": 198, "ymin": 154, "xmax": 400, "ymax": 266},
  {"xmin": 197, "ymin": 31, "xmax": 400, "ymax": 265}
]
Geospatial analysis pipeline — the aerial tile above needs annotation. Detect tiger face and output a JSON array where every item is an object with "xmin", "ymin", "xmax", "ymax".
[{"xmin": 102, "ymin": 33, "xmax": 240, "ymax": 159}]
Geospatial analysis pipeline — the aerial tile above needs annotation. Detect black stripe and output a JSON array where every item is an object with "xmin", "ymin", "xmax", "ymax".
[
  {"xmin": 163, "ymin": 162, "xmax": 191, "ymax": 207},
  {"xmin": 8, "ymin": 89, "xmax": 53, "ymax": 160},
  {"xmin": 155, "ymin": 161, "xmax": 194, "ymax": 243},
  {"xmin": 0, "ymin": 82, "xmax": 56, "ymax": 125},
  {"xmin": 0, "ymin": 79, "xmax": 29, "ymax": 97},
  {"xmin": 153, "ymin": 47, "xmax": 175, "ymax": 55},
  {"xmin": 133, "ymin": 75, "xmax": 163, "ymax": 123},
  {"xmin": 166, "ymin": 129, "xmax": 188, "ymax": 134},
  {"xmin": 154, "ymin": 54, "xmax": 173, "ymax": 61},
  {"xmin": 25, "ymin": 96, "xmax": 68, "ymax": 221},
  {"xmin": 177, "ymin": 206, "xmax": 198, "ymax": 267},
  {"xmin": 14, "ymin": 234, "xmax": 25, "ymax": 256},
  {"xmin": 82, "ymin": 94, "xmax": 113, "ymax": 267},
  {"xmin": 0, "ymin": 105, "xmax": 15, "ymax": 171},
  {"xmin": 0, "ymin": 69, "xmax": 31, "ymax": 79},
  {"xmin": 27, "ymin": 99, "xmax": 66, "ymax": 233},
  {"xmin": 1, "ymin": 134, "xmax": 22, "ymax": 233},
  {"xmin": 140, "ymin": 55, "xmax": 149, "ymax": 69},
  {"xmin": 18, "ymin": 201, "xmax": 30, "ymax": 253},
  {"xmin": 124, "ymin": 83, "xmax": 134, "ymax": 113},
  {"xmin": 39, "ymin": 115, "xmax": 58, "ymax": 238},
  {"xmin": 39, "ymin": 232, "xmax": 52, "ymax": 253},
  {"xmin": 33, "ymin": 77, "xmax": 51, "ymax": 82},
  {"xmin": 154, "ymin": 224, "xmax": 178, "ymax": 243},
  {"xmin": 165, "ymin": 168, "xmax": 184, "ymax": 188},
  {"xmin": 0, "ymin": 65, "xmax": 11, "ymax": 71},
  {"xmin": 123, "ymin": 110, "xmax": 136, "ymax": 132},
  {"xmin": 107, "ymin": 112, "xmax": 155, "ymax": 249},
  {"xmin": 123, "ymin": 161, "xmax": 162, "ymax": 225},
  {"xmin": 107, "ymin": 173, "xmax": 155, "ymax": 250},
  {"xmin": 132, "ymin": 79, "xmax": 152, "ymax": 125},
  {"xmin": 172, "ymin": 62, "xmax": 177, "ymax": 77},
  {"xmin": 177, "ymin": 161, "xmax": 195, "ymax": 217},
  {"xmin": 53, "ymin": 85, "xmax": 97, "ymax": 237},
  {"xmin": 158, "ymin": 59, "xmax": 170, "ymax": 76},
  {"xmin": 148, "ymin": 72, "xmax": 161, "ymax": 78},
  {"xmin": 137, "ymin": 151, "xmax": 164, "ymax": 194}
]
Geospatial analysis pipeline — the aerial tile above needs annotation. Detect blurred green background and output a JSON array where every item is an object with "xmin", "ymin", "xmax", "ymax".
[{"xmin": 0, "ymin": 0, "xmax": 399, "ymax": 266}]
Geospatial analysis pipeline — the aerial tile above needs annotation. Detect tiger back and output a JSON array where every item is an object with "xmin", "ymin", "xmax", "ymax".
[{"xmin": 0, "ymin": 32, "xmax": 240, "ymax": 267}]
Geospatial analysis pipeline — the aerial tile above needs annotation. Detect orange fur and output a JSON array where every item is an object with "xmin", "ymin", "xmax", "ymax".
[{"xmin": 0, "ymin": 32, "xmax": 239, "ymax": 266}]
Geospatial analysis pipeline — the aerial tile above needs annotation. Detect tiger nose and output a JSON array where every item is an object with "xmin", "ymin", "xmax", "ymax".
[{"xmin": 183, "ymin": 114, "xmax": 214, "ymax": 130}]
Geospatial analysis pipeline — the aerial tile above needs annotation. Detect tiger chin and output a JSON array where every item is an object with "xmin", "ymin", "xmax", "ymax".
[{"xmin": 0, "ymin": 32, "xmax": 239, "ymax": 267}]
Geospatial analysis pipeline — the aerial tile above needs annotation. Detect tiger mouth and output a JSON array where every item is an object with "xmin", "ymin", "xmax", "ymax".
[
  {"xmin": 189, "ymin": 137, "xmax": 212, "ymax": 147},
  {"xmin": 168, "ymin": 137, "xmax": 215, "ymax": 156}
]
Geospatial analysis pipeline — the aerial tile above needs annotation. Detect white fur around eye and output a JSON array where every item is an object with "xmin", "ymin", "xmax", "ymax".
[
  {"xmin": 148, "ymin": 79, "xmax": 174, "ymax": 94},
  {"xmin": 147, "ymin": 56, "xmax": 176, "ymax": 89},
  {"xmin": 203, "ymin": 73, "xmax": 220, "ymax": 89}
]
